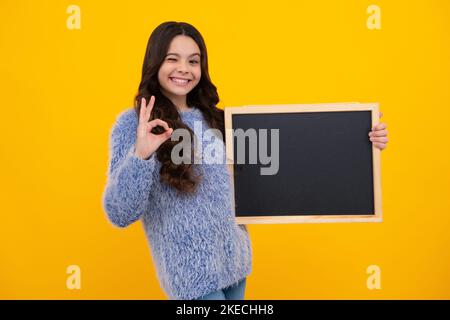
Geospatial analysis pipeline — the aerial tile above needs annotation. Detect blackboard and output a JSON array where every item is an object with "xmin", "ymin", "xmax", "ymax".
[{"xmin": 224, "ymin": 103, "xmax": 382, "ymax": 224}]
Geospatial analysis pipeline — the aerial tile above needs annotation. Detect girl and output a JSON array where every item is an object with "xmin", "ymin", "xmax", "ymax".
[{"xmin": 102, "ymin": 21, "xmax": 389, "ymax": 300}]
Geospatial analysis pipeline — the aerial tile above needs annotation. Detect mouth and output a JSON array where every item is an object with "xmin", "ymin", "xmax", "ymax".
[{"xmin": 169, "ymin": 77, "xmax": 192, "ymax": 86}]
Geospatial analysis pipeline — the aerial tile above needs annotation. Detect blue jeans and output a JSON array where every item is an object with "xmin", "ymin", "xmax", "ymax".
[{"xmin": 194, "ymin": 278, "xmax": 247, "ymax": 300}]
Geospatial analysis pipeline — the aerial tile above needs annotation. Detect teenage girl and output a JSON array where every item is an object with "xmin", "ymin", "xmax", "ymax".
[{"xmin": 102, "ymin": 21, "xmax": 389, "ymax": 300}]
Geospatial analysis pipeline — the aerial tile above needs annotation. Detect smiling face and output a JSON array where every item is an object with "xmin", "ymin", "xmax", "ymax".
[{"xmin": 158, "ymin": 35, "xmax": 201, "ymax": 107}]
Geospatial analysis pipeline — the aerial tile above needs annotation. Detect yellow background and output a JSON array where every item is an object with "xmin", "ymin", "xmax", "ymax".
[{"xmin": 1, "ymin": 0, "xmax": 449, "ymax": 299}]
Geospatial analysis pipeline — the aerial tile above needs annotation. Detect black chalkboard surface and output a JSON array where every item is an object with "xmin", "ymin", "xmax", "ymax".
[{"xmin": 224, "ymin": 103, "xmax": 382, "ymax": 224}]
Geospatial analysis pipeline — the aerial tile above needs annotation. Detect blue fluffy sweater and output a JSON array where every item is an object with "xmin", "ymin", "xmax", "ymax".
[{"xmin": 102, "ymin": 106, "xmax": 253, "ymax": 300}]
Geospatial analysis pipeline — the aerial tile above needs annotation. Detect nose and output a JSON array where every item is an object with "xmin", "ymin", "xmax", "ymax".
[{"xmin": 176, "ymin": 60, "xmax": 189, "ymax": 74}]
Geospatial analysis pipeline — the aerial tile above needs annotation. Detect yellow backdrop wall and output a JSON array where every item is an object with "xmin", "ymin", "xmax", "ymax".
[{"xmin": 0, "ymin": 0, "xmax": 449, "ymax": 299}]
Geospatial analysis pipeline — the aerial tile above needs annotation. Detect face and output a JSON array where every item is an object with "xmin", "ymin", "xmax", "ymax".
[{"xmin": 158, "ymin": 35, "xmax": 201, "ymax": 102}]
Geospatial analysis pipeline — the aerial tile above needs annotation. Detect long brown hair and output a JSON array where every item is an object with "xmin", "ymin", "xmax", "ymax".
[{"xmin": 134, "ymin": 21, "xmax": 225, "ymax": 194}]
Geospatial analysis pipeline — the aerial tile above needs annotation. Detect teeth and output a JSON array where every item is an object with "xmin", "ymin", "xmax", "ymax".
[{"xmin": 170, "ymin": 77, "xmax": 189, "ymax": 84}]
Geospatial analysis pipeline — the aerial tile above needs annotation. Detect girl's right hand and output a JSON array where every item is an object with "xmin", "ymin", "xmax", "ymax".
[{"xmin": 134, "ymin": 96, "xmax": 173, "ymax": 160}]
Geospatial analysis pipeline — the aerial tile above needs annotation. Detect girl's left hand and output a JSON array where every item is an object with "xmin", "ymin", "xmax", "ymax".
[{"xmin": 369, "ymin": 112, "xmax": 389, "ymax": 150}]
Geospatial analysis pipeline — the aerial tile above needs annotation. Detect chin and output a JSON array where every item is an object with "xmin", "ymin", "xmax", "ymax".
[
  {"xmin": 169, "ymin": 88, "xmax": 191, "ymax": 96},
  {"xmin": 168, "ymin": 84, "xmax": 194, "ymax": 94}
]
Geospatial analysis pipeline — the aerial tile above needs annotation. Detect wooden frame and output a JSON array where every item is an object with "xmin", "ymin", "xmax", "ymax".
[{"xmin": 224, "ymin": 102, "xmax": 382, "ymax": 224}]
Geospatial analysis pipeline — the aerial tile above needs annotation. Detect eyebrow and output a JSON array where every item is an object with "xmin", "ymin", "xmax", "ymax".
[{"xmin": 166, "ymin": 53, "xmax": 201, "ymax": 58}]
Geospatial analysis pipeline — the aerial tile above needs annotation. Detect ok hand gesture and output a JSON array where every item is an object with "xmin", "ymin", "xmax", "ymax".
[{"xmin": 134, "ymin": 96, "xmax": 173, "ymax": 160}]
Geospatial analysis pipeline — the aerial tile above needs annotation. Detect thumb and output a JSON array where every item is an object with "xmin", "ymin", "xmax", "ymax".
[
  {"xmin": 165, "ymin": 128, "xmax": 173, "ymax": 138},
  {"xmin": 156, "ymin": 128, "xmax": 173, "ymax": 144}
]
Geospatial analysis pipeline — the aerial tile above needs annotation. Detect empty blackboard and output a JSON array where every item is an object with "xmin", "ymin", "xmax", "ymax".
[{"xmin": 224, "ymin": 103, "xmax": 382, "ymax": 224}]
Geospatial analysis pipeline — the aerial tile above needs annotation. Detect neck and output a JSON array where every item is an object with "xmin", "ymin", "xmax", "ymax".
[{"xmin": 162, "ymin": 90, "xmax": 190, "ymax": 112}]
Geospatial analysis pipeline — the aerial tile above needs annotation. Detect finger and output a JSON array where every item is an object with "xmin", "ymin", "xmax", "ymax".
[
  {"xmin": 160, "ymin": 128, "xmax": 174, "ymax": 140},
  {"xmin": 153, "ymin": 125, "xmax": 173, "ymax": 140},
  {"xmin": 154, "ymin": 133, "xmax": 173, "ymax": 147},
  {"xmin": 145, "ymin": 95, "xmax": 155, "ymax": 121},
  {"xmin": 374, "ymin": 142, "xmax": 386, "ymax": 150},
  {"xmin": 147, "ymin": 119, "xmax": 171, "ymax": 131},
  {"xmin": 372, "ymin": 122, "xmax": 387, "ymax": 131},
  {"xmin": 139, "ymin": 97, "xmax": 147, "ymax": 124},
  {"xmin": 379, "ymin": 111, "xmax": 383, "ymax": 118},
  {"xmin": 370, "ymin": 136, "xmax": 389, "ymax": 143},
  {"xmin": 369, "ymin": 129, "xmax": 388, "ymax": 137}
]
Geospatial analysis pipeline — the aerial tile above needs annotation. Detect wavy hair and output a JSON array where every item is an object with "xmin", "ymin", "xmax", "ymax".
[{"xmin": 134, "ymin": 21, "xmax": 225, "ymax": 194}]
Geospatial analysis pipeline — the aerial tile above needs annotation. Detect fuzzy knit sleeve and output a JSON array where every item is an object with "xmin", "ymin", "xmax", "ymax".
[{"xmin": 102, "ymin": 109, "xmax": 157, "ymax": 228}]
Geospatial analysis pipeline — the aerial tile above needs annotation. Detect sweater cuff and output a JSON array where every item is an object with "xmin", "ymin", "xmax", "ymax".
[{"xmin": 123, "ymin": 145, "xmax": 157, "ymax": 176}]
